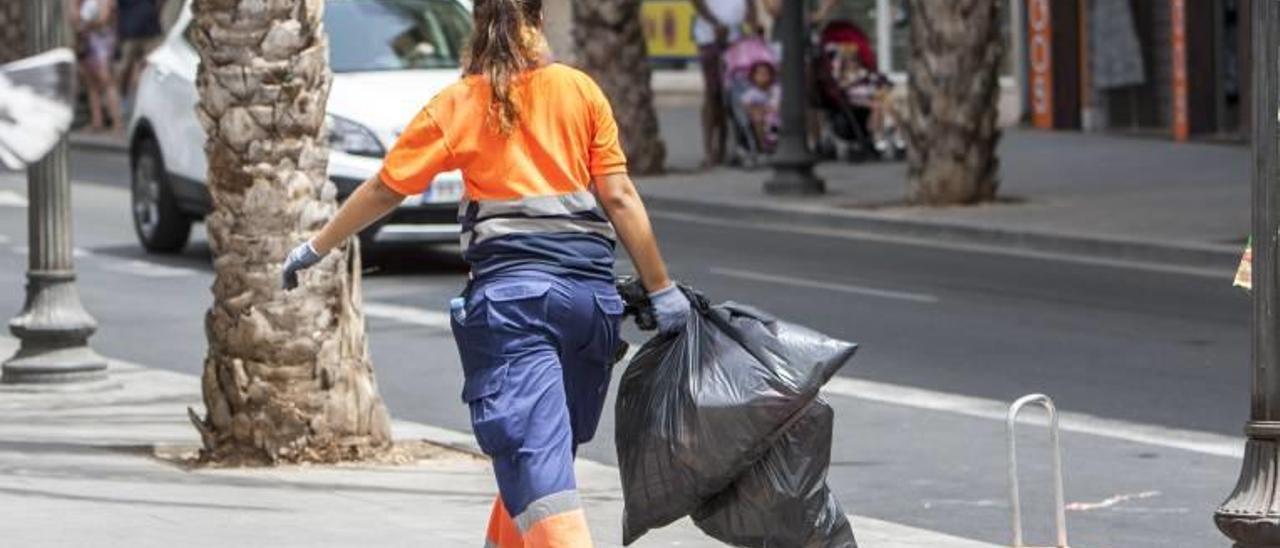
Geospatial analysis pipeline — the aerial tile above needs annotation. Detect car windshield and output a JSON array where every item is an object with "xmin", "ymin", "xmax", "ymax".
[{"xmin": 327, "ymin": 0, "xmax": 471, "ymax": 73}]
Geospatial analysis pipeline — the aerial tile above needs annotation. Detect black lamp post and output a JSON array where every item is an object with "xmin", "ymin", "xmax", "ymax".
[
  {"xmin": 1215, "ymin": 1, "xmax": 1280, "ymax": 545},
  {"xmin": 764, "ymin": 0, "xmax": 825, "ymax": 195}
]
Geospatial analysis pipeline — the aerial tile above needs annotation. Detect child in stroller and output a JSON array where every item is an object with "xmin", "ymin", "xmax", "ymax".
[
  {"xmin": 722, "ymin": 36, "xmax": 780, "ymax": 168},
  {"xmin": 814, "ymin": 20, "xmax": 906, "ymax": 161},
  {"xmin": 741, "ymin": 62, "xmax": 780, "ymax": 156}
]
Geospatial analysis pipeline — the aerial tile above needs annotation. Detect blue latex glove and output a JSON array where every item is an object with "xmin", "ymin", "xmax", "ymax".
[
  {"xmin": 281, "ymin": 241, "xmax": 323, "ymax": 290},
  {"xmin": 649, "ymin": 284, "xmax": 691, "ymax": 335}
]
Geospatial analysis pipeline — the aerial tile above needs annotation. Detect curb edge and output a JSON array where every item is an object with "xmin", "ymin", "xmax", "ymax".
[{"xmin": 641, "ymin": 194, "xmax": 1241, "ymax": 273}]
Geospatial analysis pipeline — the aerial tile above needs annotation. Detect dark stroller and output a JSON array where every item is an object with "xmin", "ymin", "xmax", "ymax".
[{"xmin": 812, "ymin": 20, "xmax": 904, "ymax": 162}]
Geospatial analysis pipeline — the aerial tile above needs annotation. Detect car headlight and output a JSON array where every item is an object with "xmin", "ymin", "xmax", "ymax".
[{"xmin": 326, "ymin": 114, "xmax": 385, "ymax": 158}]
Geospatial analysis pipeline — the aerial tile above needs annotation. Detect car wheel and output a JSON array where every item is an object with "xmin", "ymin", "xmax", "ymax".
[{"xmin": 131, "ymin": 138, "xmax": 192, "ymax": 254}]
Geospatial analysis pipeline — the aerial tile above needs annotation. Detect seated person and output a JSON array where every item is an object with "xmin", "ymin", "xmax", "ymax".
[
  {"xmin": 832, "ymin": 45, "xmax": 900, "ymax": 153},
  {"xmin": 740, "ymin": 61, "xmax": 780, "ymax": 154}
]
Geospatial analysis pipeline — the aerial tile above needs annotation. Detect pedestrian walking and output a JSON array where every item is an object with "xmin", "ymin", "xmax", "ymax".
[
  {"xmin": 693, "ymin": 0, "xmax": 759, "ymax": 168},
  {"xmin": 117, "ymin": 0, "xmax": 165, "ymax": 100},
  {"xmin": 73, "ymin": 0, "xmax": 123, "ymax": 133},
  {"xmin": 280, "ymin": 0, "xmax": 691, "ymax": 545}
]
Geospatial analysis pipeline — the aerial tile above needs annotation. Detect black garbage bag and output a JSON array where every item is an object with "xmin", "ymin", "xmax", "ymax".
[
  {"xmin": 691, "ymin": 400, "xmax": 857, "ymax": 547},
  {"xmin": 615, "ymin": 289, "xmax": 857, "ymax": 545}
]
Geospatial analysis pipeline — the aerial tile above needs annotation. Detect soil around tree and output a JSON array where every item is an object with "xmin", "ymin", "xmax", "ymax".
[{"xmin": 137, "ymin": 439, "xmax": 483, "ymax": 470}]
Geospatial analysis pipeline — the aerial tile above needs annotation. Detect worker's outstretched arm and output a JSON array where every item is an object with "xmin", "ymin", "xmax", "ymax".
[
  {"xmin": 281, "ymin": 175, "xmax": 405, "ymax": 289},
  {"xmin": 310, "ymin": 176, "xmax": 405, "ymax": 254}
]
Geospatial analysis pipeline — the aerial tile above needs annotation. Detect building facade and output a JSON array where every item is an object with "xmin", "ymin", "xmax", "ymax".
[
  {"xmin": 556, "ymin": 0, "xmax": 1240, "ymax": 142},
  {"xmin": 1021, "ymin": 0, "xmax": 1249, "ymax": 141}
]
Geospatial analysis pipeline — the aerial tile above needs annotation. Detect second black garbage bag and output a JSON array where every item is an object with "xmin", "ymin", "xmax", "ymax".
[
  {"xmin": 691, "ymin": 399, "xmax": 858, "ymax": 547},
  {"xmin": 614, "ymin": 288, "xmax": 858, "ymax": 545}
]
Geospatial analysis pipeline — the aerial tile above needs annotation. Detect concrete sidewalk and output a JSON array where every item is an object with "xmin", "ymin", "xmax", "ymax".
[
  {"xmin": 0, "ymin": 336, "xmax": 1001, "ymax": 548},
  {"xmin": 642, "ymin": 119, "xmax": 1249, "ymax": 273}
]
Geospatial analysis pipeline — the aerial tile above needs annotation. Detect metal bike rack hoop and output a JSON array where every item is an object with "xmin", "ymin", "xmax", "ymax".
[{"xmin": 1007, "ymin": 394, "xmax": 1069, "ymax": 548}]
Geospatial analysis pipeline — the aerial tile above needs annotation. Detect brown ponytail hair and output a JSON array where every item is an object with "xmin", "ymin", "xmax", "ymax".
[{"xmin": 465, "ymin": 0, "xmax": 545, "ymax": 134}]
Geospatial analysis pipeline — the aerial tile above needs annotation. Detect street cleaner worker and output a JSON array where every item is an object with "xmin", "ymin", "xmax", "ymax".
[{"xmin": 279, "ymin": 0, "xmax": 690, "ymax": 545}]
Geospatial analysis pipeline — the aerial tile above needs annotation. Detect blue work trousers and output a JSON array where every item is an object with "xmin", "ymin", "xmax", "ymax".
[{"xmin": 451, "ymin": 271, "xmax": 624, "ymax": 543}]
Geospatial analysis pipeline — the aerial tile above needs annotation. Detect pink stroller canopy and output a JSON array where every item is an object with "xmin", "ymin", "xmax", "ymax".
[{"xmin": 722, "ymin": 36, "xmax": 780, "ymax": 84}]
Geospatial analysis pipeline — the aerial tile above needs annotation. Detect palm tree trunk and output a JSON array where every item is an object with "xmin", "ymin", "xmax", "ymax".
[
  {"xmin": 904, "ymin": 0, "xmax": 1004, "ymax": 205},
  {"xmin": 572, "ymin": 0, "xmax": 666, "ymax": 174},
  {"xmin": 188, "ymin": 0, "xmax": 390, "ymax": 463},
  {"xmin": 0, "ymin": 1, "xmax": 24, "ymax": 64}
]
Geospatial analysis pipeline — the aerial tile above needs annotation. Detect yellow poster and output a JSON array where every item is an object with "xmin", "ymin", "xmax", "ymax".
[{"xmin": 643, "ymin": 0, "xmax": 699, "ymax": 60}]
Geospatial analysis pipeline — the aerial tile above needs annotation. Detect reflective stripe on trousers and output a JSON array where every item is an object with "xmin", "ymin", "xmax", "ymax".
[
  {"xmin": 452, "ymin": 271, "xmax": 624, "ymax": 548},
  {"xmin": 484, "ymin": 494, "xmax": 591, "ymax": 548}
]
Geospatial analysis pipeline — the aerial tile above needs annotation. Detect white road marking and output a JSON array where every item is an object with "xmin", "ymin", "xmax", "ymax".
[
  {"xmin": 822, "ymin": 376, "xmax": 1244, "ymax": 459},
  {"xmin": 709, "ymin": 266, "xmax": 940, "ymax": 304},
  {"xmin": 922, "ymin": 499, "xmax": 1006, "ymax": 510},
  {"xmin": 363, "ymin": 301, "xmax": 453, "ymax": 330},
  {"xmin": 1065, "ymin": 490, "xmax": 1161, "ymax": 512},
  {"xmin": 619, "ymin": 341, "xmax": 1242, "ymax": 457},
  {"xmin": 852, "ymin": 515, "xmax": 1003, "ymax": 548},
  {"xmin": 0, "ymin": 190, "xmax": 28, "ymax": 207},
  {"xmin": 13, "ymin": 246, "xmax": 92, "ymax": 258},
  {"xmin": 100, "ymin": 259, "xmax": 200, "ymax": 278},
  {"xmin": 651, "ymin": 210, "xmax": 1234, "ymax": 280}
]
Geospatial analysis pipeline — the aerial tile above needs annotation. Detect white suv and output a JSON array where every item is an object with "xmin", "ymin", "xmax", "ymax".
[{"xmin": 128, "ymin": 0, "xmax": 471, "ymax": 253}]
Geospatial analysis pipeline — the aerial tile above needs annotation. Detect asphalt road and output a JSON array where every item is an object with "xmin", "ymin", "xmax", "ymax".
[{"xmin": 0, "ymin": 144, "xmax": 1250, "ymax": 547}]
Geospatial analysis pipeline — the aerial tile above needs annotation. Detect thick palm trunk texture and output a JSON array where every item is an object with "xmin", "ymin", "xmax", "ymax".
[
  {"xmin": 572, "ymin": 0, "xmax": 667, "ymax": 174},
  {"xmin": 188, "ymin": 0, "xmax": 390, "ymax": 463},
  {"xmin": 904, "ymin": 0, "xmax": 1004, "ymax": 204}
]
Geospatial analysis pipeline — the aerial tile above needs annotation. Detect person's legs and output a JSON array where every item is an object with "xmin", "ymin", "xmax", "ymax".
[
  {"xmin": 698, "ymin": 44, "xmax": 726, "ymax": 167},
  {"xmin": 485, "ymin": 498, "xmax": 525, "ymax": 548},
  {"xmin": 93, "ymin": 61, "xmax": 124, "ymax": 132},
  {"xmin": 747, "ymin": 104, "xmax": 772, "ymax": 154},
  {"xmin": 79, "ymin": 61, "xmax": 105, "ymax": 131},
  {"xmin": 557, "ymin": 280, "xmax": 623, "ymax": 451},
  {"xmin": 85, "ymin": 33, "xmax": 122, "ymax": 132},
  {"xmin": 454, "ymin": 276, "xmax": 593, "ymax": 548},
  {"xmin": 121, "ymin": 37, "xmax": 159, "ymax": 98}
]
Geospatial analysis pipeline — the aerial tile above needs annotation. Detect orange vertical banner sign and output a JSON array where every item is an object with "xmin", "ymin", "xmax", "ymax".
[
  {"xmin": 1028, "ymin": 0, "xmax": 1055, "ymax": 129},
  {"xmin": 1171, "ymin": 0, "xmax": 1189, "ymax": 141}
]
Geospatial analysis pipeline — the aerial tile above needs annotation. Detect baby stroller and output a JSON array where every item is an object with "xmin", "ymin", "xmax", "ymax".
[
  {"xmin": 813, "ymin": 20, "xmax": 905, "ymax": 161},
  {"xmin": 722, "ymin": 36, "xmax": 780, "ymax": 169}
]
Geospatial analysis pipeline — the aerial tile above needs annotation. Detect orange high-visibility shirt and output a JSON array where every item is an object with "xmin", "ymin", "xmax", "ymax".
[
  {"xmin": 378, "ymin": 64, "xmax": 629, "ymax": 279},
  {"xmin": 379, "ymin": 63, "xmax": 628, "ymax": 199}
]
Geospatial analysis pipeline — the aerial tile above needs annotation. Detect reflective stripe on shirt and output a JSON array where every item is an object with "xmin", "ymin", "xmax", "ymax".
[{"xmin": 458, "ymin": 190, "xmax": 617, "ymax": 280}]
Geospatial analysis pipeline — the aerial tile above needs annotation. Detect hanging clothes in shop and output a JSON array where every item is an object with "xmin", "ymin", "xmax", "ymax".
[{"xmin": 1091, "ymin": 0, "xmax": 1146, "ymax": 89}]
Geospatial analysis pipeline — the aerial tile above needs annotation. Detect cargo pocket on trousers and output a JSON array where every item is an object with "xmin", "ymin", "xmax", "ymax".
[
  {"xmin": 588, "ymin": 292, "xmax": 626, "ymax": 364},
  {"xmin": 462, "ymin": 363, "xmax": 524, "ymax": 457}
]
